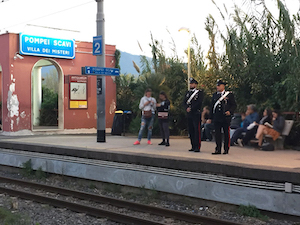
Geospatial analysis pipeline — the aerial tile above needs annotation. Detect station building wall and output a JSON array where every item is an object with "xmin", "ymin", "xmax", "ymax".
[{"xmin": 0, "ymin": 33, "xmax": 116, "ymax": 133}]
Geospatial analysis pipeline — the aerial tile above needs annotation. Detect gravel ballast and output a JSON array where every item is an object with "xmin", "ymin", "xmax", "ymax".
[{"xmin": 0, "ymin": 169, "xmax": 298, "ymax": 225}]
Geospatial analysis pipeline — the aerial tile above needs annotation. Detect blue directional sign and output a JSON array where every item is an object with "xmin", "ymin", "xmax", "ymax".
[
  {"xmin": 82, "ymin": 66, "xmax": 120, "ymax": 76},
  {"xmin": 19, "ymin": 33, "xmax": 75, "ymax": 59},
  {"xmin": 93, "ymin": 36, "xmax": 102, "ymax": 55}
]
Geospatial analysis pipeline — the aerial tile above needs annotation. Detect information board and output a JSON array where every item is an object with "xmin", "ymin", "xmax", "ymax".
[
  {"xmin": 82, "ymin": 66, "xmax": 120, "ymax": 76},
  {"xmin": 69, "ymin": 75, "xmax": 88, "ymax": 109}
]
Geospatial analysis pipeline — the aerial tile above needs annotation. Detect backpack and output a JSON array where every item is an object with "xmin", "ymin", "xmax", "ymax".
[{"xmin": 261, "ymin": 142, "xmax": 275, "ymax": 151}]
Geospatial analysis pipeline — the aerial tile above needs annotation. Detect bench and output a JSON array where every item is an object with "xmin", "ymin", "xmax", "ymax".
[{"xmin": 265, "ymin": 120, "xmax": 294, "ymax": 150}]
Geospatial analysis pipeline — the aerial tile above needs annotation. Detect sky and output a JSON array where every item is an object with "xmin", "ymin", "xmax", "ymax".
[{"xmin": 0, "ymin": 0, "xmax": 299, "ymax": 60}]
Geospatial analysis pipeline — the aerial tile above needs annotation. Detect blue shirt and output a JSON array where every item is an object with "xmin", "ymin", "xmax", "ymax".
[{"xmin": 242, "ymin": 112, "xmax": 259, "ymax": 131}]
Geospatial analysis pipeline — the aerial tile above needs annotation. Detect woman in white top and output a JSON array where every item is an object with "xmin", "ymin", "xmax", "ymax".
[{"xmin": 134, "ymin": 88, "xmax": 156, "ymax": 145}]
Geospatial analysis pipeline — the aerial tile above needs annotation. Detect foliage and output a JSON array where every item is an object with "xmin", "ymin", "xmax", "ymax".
[
  {"xmin": 238, "ymin": 204, "xmax": 268, "ymax": 221},
  {"xmin": 116, "ymin": 0, "xmax": 300, "ymax": 144},
  {"xmin": 39, "ymin": 87, "xmax": 58, "ymax": 126},
  {"xmin": 42, "ymin": 68, "xmax": 58, "ymax": 94},
  {"xmin": 115, "ymin": 74, "xmax": 137, "ymax": 111},
  {"xmin": 21, "ymin": 159, "xmax": 33, "ymax": 177},
  {"xmin": 114, "ymin": 49, "xmax": 121, "ymax": 70},
  {"xmin": 35, "ymin": 166, "xmax": 47, "ymax": 179},
  {"xmin": 21, "ymin": 159, "xmax": 47, "ymax": 179},
  {"xmin": 216, "ymin": 0, "xmax": 300, "ymax": 112},
  {"xmin": 0, "ymin": 206, "xmax": 30, "ymax": 225}
]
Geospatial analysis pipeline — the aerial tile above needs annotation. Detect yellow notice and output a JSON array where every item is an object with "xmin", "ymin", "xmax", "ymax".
[
  {"xmin": 70, "ymin": 101, "xmax": 79, "ymax": 108},
  {"xmin": 78, "ymin": 101, "xmax": 87, "ymax": 108}
]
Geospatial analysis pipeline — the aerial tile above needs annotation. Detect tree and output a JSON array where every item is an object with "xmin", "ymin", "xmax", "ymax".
[
  {"xmin": 42, "ymin": 68, "xmax": 58, "ymax": 93},
  {"xmin": 115, "ymin": 74, "xmax": 137, "ymax": 111},
  {"xmin": 114, "ymin": 49, "xmax": 121, "ymax": 70}
]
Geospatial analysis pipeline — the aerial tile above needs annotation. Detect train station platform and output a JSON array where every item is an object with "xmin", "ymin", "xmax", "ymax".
[
  {"xmin": 0, "ymin": 134, "xmax": 299, "ymax": 217},
  {"xmin": 0, "ymin": 134, "xmax": 299, "ymax": 184}
]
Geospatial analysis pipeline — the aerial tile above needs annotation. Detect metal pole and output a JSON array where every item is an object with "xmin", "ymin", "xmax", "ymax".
[
  {"xmin": 187, "ymin": 37, "xmax": 191, "ymax": 90},
  {"xmin": 96, "ymin": 0, "xmax": 106, "ymax": 142}
]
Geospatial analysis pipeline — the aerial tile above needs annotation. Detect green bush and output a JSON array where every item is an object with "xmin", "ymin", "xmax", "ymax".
[
  {"xmin": 21, "ymin": 159, "xmax": 33, "ymax": 177},
  {"xmin": 39, "ymin": 87, "xmax": 58, "ymax": 126},
  {"xmin": 35, "ymin": 166, "xmax": 47, "ymax": 180},
  {"xmin": 238, "ymin": 204, "xmax": 268, "ymax": 221},
  {"xmin": 0, "ymin": 207, "xmax": 30, "ymax": 225}
]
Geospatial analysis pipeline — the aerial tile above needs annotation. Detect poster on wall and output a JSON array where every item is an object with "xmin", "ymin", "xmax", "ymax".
[{"xmin": 69, "ymin": 75, "xmax": 88, "ymax": 109}]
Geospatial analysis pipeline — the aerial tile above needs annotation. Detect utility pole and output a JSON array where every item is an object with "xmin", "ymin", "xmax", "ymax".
[
  {"xmin": 187, "ymin": 37, "xmax": 191, "ymax": 90},
  {"xmin": 178, "ymin": 27, "xmax": 191, "ymax": 90},
  {"xmin": 96, "ymin": 0, "xmax": 106, "ymax": 142}
]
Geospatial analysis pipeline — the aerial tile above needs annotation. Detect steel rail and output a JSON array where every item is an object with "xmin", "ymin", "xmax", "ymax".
[
  {"xmin": 0, "ymin": 176, "xmax": 241, "ymax": 225},
  {"xmin": 0, "ymin": 186, "xmax": 162, "ymax": 225}
]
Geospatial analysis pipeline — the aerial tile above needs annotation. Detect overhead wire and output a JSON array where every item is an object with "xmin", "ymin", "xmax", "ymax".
[{"xmin": 0, "ymin": 0, "xmax": 94, "ymax": 31}]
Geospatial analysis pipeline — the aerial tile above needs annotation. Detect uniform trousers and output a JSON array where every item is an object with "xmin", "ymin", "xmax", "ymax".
[
  {"xmin": 188, "ymin": 113, "xmax": 201, "ymax": 150},
  {"xmin": 214, "ymin": 119, "xmax": 230, "ymax": 153}
]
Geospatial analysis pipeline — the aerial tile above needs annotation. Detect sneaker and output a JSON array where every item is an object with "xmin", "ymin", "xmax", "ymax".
[
  {"xmin": 158, "ymin": 141, "xmax": 166, "ymax": 145},
  {"xmin": 147, "ymin": 140, "xmax": 152, "ymax": 145},
  {"xmin": 133, "ymin": 141, "xmax": 140, "ymax": 145},
  {"xmin": 237, "ymin": 139, "xmax": 244, "ymax": 147},
  {"xmin": 232, "ymin": 142, "xmax": 239, "ymax": 146},
  {"xmin": 165, "ymin": 142, "xmax": 170, "ymax": 147}
]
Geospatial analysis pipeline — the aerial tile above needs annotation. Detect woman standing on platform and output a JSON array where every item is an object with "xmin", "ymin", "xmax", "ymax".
[
  {"xmin": 133, "ymin": 88, "xmax": 156, "ymax": 145},
  {"xmin": 156, "ymin": 91, "xmax": 170, "ymax": 146}
]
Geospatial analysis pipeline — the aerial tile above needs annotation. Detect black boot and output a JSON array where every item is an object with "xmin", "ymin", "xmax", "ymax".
[
  {"xmin": 158, "ymin": 140, "xmax": 166, "ymax": 145},
  {"xmin": 165, "ymin": 140, "xmax": 170, "ymax": 147}
]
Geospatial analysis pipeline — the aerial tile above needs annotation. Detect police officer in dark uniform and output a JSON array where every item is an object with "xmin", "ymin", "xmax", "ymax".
[
  {"xmin": 183, "ymin": 78, "xmax": 204, "ymax": 152},
  {"xmin": 208, "ymin": 79, "xmax": 236, "ymax": 155}
]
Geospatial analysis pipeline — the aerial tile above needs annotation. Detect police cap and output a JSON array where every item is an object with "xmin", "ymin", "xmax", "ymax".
[
  {"xmin": 216, "ymin": 79, "xmax": 227, "ymax": 86},
  {"xmin": 189, "ymin": 77, "xmax": 198, "ymax": 84}
]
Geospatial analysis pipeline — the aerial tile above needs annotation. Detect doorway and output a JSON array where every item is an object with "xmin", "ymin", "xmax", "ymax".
[{"xmin": 31, "ymin": 59, "xmax": 64, "ymax": 130}]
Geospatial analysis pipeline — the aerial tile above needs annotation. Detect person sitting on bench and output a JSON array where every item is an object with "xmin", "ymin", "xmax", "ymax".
[
  {"xmin": 255, "ymin": 109, "xmax": 285, "ymax": 149},
  {"xmin": 236, "ymin": 108, "xmax": 273, "ymax": 147},
  {"xmin": 231, "ymin": 104, "xmax": 259, "ymax": 146}
]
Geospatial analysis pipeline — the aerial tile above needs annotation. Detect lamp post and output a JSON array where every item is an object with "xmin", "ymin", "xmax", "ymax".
[{"xmin": 178, "ymin": 27, "xmax": 191, "ymax": 90}]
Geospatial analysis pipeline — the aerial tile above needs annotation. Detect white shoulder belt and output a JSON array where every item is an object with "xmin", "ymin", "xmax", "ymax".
[
  {"xmin": 213, "ymin": 91, "xmax": 230, "ymax": 112},
  {"xmin": 186, "ymin": 90, "xmax": 199, "ymax": 105}
]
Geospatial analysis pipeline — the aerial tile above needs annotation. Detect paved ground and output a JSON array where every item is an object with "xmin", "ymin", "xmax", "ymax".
[{"xmin": 0, "ymin": 134, "xmax": 299, "ymax": 172}]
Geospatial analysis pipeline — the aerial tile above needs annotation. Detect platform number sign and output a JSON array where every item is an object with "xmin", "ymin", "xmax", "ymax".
[{"xmin": 93, "ymin": 36, "xmax": 102, "ymax": 55}]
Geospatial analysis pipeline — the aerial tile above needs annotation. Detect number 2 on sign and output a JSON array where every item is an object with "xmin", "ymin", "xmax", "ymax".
[{"xmin": 94, "ymin": 42, "xmax": 101, "ymax": 54}]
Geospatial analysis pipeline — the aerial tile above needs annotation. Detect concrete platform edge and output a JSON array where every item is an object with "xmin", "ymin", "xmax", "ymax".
[{"xmin": 0, "ymin": 141, "xmax": 299, "ymax": 185}]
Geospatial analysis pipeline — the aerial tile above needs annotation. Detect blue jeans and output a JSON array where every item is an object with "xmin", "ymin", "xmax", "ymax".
[{"xmin": 138, "ymin": 115, "xmax": 154, "ymax": 141}]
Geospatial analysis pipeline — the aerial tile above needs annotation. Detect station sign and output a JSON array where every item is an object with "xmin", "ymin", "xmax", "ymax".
[
  {"xmin": 93, "ymin": 35, "xmax": 102, "ymax": 55},
  {"xmin": 82, "ymin": 66, "xmax": 120, "ymax": 76},
  {"xmin": 19, "ymin": 33, "xmax": 75, "ymax": 59}
]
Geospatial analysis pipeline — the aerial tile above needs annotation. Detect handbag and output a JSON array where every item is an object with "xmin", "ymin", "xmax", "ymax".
[
  {"xmin": 143, "ymin": 110, "xmax": 152, "ymax": 118},
  {"xmin": 158, "ymin": 112, "xmax": 168, "ymax": 119},
  {"xmin": 261, "ymin": 142, "xmax": 275, "ymax": 151}
]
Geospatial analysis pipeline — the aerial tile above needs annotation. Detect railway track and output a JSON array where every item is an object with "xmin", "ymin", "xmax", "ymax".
[{"xmin": 0, "ymin": 176, "xmax": 242, "ymax": 225}]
